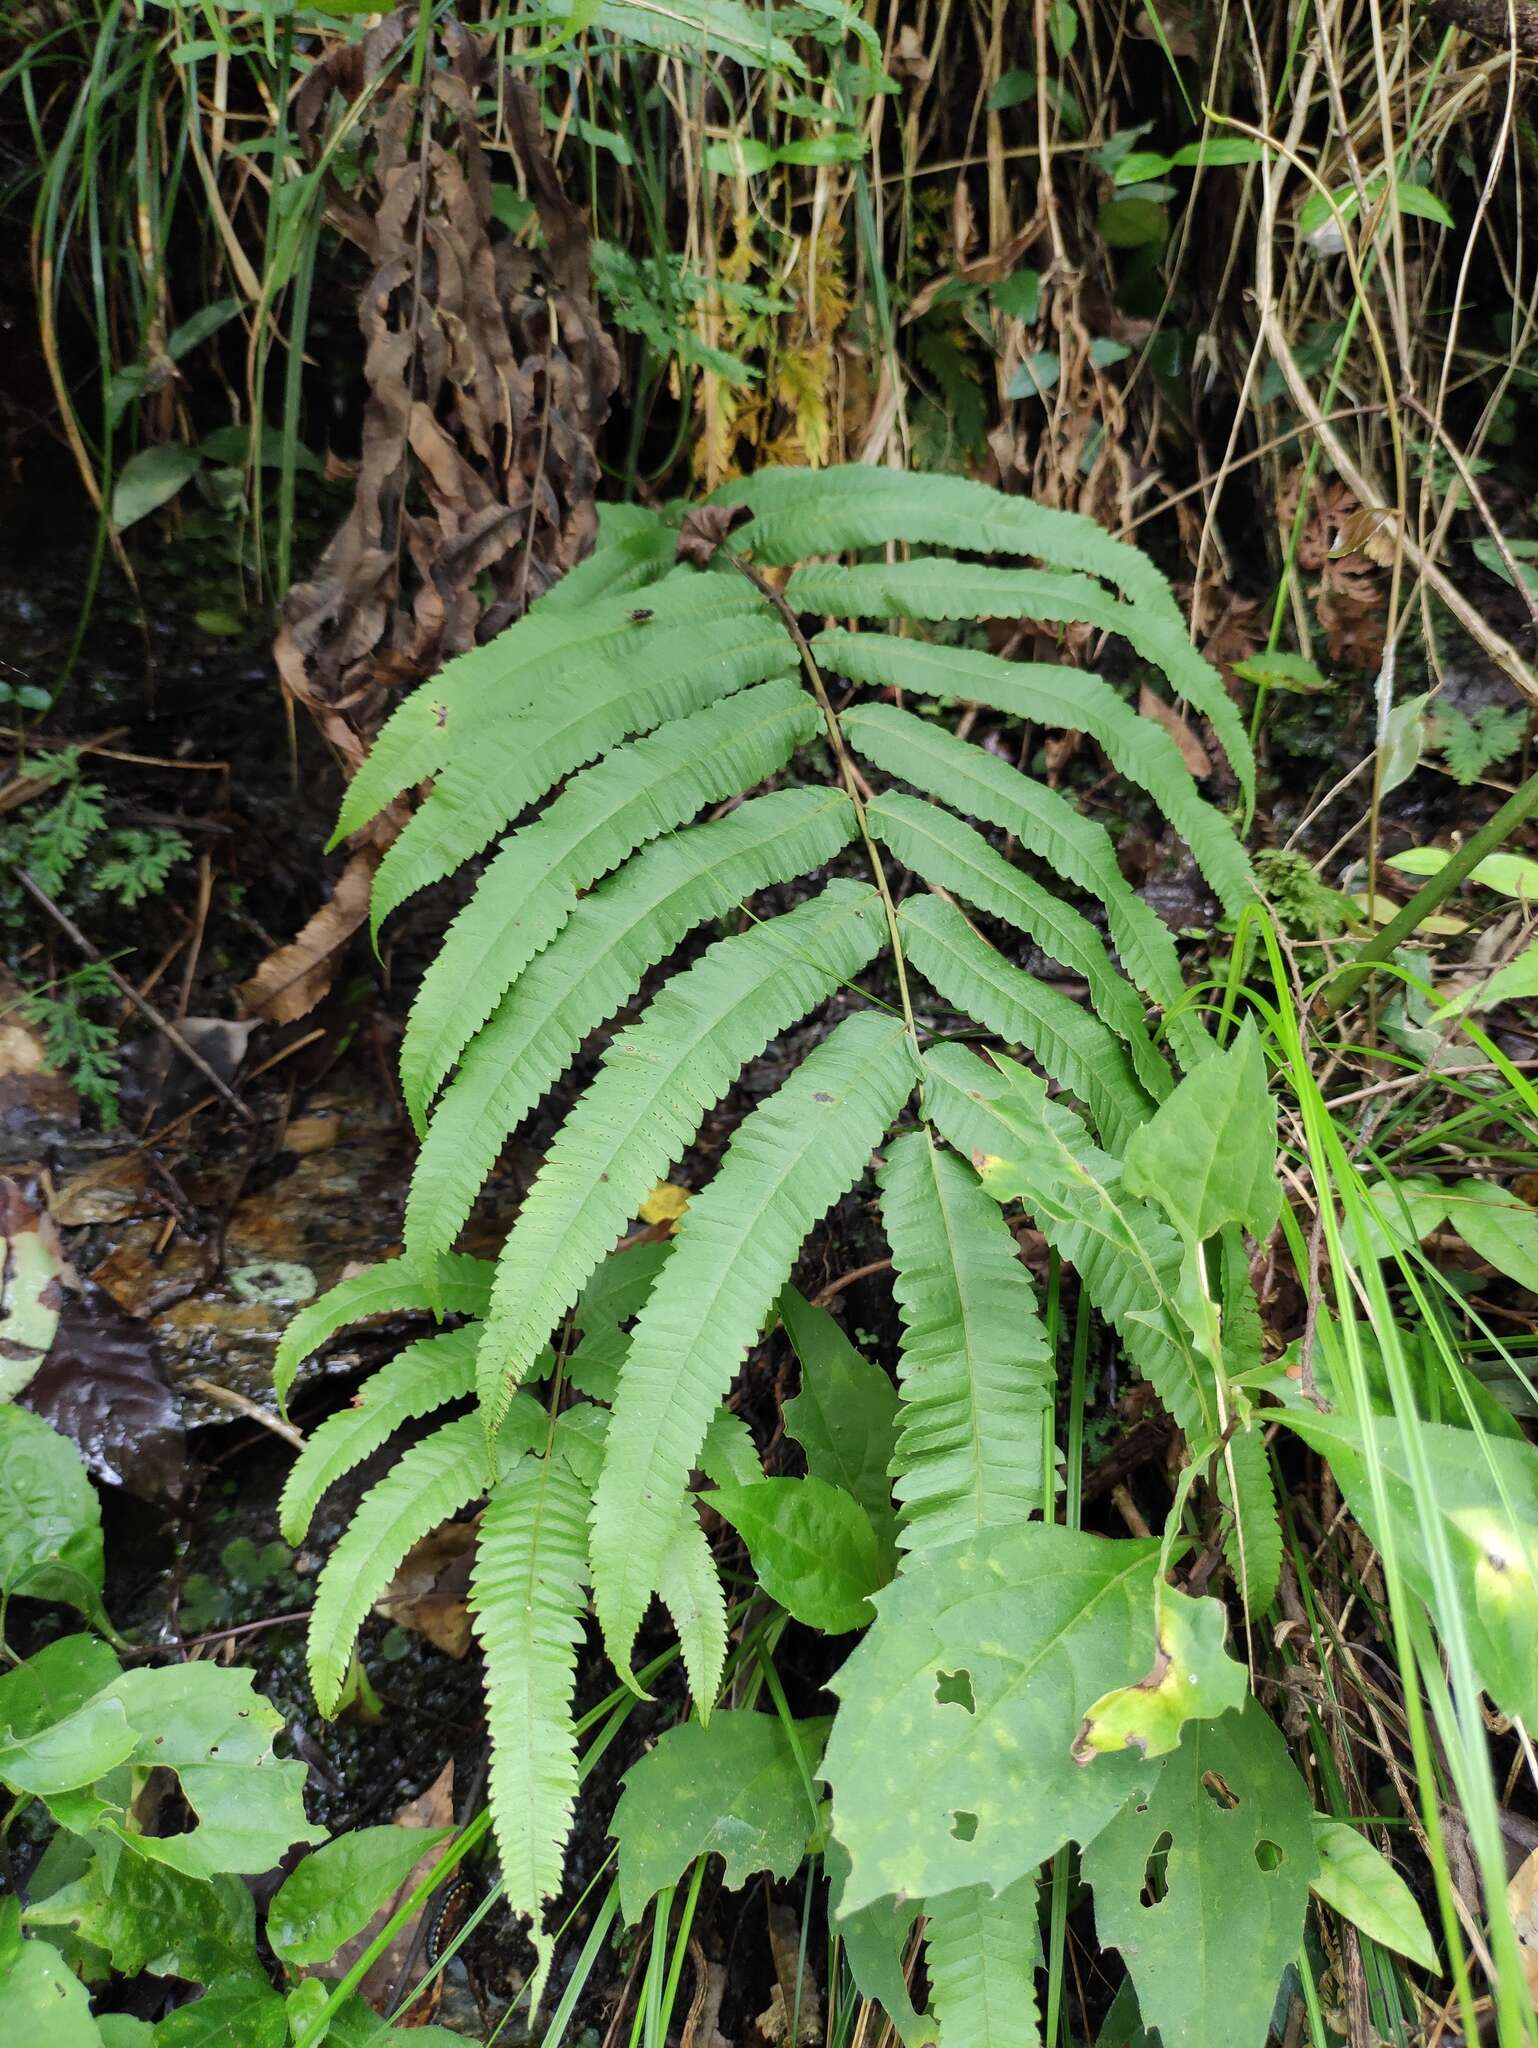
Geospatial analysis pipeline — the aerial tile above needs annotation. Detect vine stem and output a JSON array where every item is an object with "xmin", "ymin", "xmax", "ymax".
[{"xmin": 714, "ymin": 544, "xmax": 923, "ymax": 1060}]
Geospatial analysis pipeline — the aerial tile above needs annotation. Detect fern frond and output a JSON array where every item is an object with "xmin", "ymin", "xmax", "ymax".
[
  {"xmin": 306, "ymin": 1411, "xmax": 542, "ymax": 1715},
  {"xmin": 656, "ymin": 1504, "xmax": 730, "ymax": 1714},
  {"xmin": 403, "ymin": 788, "xmax": 858, "ymax": 1286},
  {"xmin": 335, "ymin": 568, "xmax": 765, "ymax": 846},
  {"xmin": 281, "ymin": 1326, "xmax": 483, "ymax": 1544},
  {"xmin": 924, "ymin": 1877, "xmax": 1042, "ymax": 2048},
  {"xmin": 867, "ymin": 792, "xmax": 1170, "ymax": 1100},
  {"xmin": 401, "ymin": 677, "xmax": 820, "ymax": 1128},
  {"xmin": 531, "ymin": 503, "xmax": 677, "ymax": 615},
  {"xmin": 589, "ymin": 1011, "xmax": 917, "ymax": 1686},
  {"xmin": 476, "ymin": 881, "xmax": 884, "ymax": 1428},
  {"xmin": 839, "ymin": 703, "xmax": 1210, "ymax": 1072},
  {"xmin": 369, "ymin": 609, "xmax": 797, "ymax": 934},
  {"xmin": 789, "ymin": 556, "xmax": 1247, "ymax": 810},
  {"xmin": 897, "ymin": 895, "xmax": 1153, "ymax": 1149},
  {"xmin": 274, "ymin": 1253, "xmax": 494, "ymax": 1412},
  {"xmin": 472, "ymin": 1450, "xmax": 590, "ymax": 2000},
  {"xmin": 879, "ymin": 1131, "xmax": 1051, "ymax": 1551},
  {"xmin": 921, "ymin": 1044, "xmax": 1220, "ymax": 1449},
  {"xmin": 1217, "ymin": 1229, "xmax": 1282, "ymax": 1616},
  {"xmin": 819, "ymin": 633, "xmax": 1256, "ymax": 917},
  {"xmin": 1219, "ymin": 1421, "xmax": 1282, "ymax": 1619},
  {"xmin": 714, "ymin": 466, "xmax": 1193, "ymax": 635}
]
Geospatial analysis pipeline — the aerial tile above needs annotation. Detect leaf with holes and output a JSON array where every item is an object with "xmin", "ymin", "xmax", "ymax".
[
  {"xmin": 1083, "ymin": 1700, "xmax": 1316, "ymax": 2048},
  {"xmin": 824, "ymin": 1525, "xmax": 1167, "ymax": 1913}
]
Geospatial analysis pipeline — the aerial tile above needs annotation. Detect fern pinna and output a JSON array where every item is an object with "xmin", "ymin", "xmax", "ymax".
[{"xmin": 277, "ymin": 467, "xmax": 1305, "ymax": 2043}]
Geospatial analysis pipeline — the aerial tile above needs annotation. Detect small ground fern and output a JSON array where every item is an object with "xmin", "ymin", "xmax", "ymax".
[{"xmin": 277, "ymin": 466, "xmax": 1285, "ymax": 2025}]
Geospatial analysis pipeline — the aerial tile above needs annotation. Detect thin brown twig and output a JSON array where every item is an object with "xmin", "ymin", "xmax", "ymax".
[{"xmin": 14, "ymin": 868, "xmax": 254, "ymax": 1122}]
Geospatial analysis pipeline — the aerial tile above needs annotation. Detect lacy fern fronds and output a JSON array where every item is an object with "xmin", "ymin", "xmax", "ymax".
[{"xmin": 284, "ymin": 465, "xmax": 1273, "ymax": 1985}]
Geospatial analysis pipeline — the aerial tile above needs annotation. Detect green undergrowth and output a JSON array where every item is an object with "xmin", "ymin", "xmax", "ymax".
[{"xmin": 242, "ymin": 469, "xmax": 1538, "ymax": 2048}]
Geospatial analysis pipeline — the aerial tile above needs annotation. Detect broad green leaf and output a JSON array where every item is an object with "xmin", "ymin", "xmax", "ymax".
[
  {"xmin": 268, "ymin": 1826, "xmax": 452, "ymax": 1965},
  {"xmin": 1344, "ymin": 1176, "xmax": 1450, "ymax": 1264},
  {"xmin": 88, "ymin": 1663, "xmax": 323, "ymax": 1878},
  {"xmin": 1436, "ymin": 940, "xmax": 1538, "ymax": 1020},
  {"xmin": 0, "ymin": 1691, "xmax": 133, "ymax": 1795},
  {"xmin": 707, "ymin": 1477, "xmax": 885, "ymax": 1633},
  {"xmin": 0, "ymin": 1406, "xmax": 106, "ymax": 1623},
  {"xmin": 825, "ymin": 1524, "xmax": 1164, "ymax": 1912},
  {"xmin": 611, "ymin": 1711, "xmax": 828, "ymax": 1921},
  {"xmin": 0, "ymin": 1938, "xmax": 102, "ymax": 2042},
  {"xmin": 99, "ymin": 2021, "xmax": 155, "ymax": 2046},
  {"xmin": 1387, "ymin": 845, "xmax": 1538, "ymax": 901},
  {"xmin": 825, "ymin": 1838, "xmax": 935, "ymax": 2047},
  {"xmin": 1122, "ymin": 1019, "xmax": 1279, "ymax": 1245},
  {"xmin": 1445, "ymin": 1180, "xmax": 1538, "ymax": 1291},
  {"xmin": 1073, "ymin": 1581, "xmax": 1247, "ymax": 1761},
  {"xmin": 111, "ymin": 443, "xmax": 201, "ymax": 529},
  {"xmin": 1309, "ymin": 1818, "xmax": 1438, "ymax": 1970},
  {"xmin": 924, "ymin": 1875, "xmax": 1041, "ymax": 2048},
  {"xmin": 1169, "ymin": 136, "xmax": 1268, "ymax": 167},
  {"xmin": 0, "ymin": 1635, "xmax": 120, "ymax": 1741},
  {"xmin": 1280, "ymin": 1407, "xmax": 1538, "ymax": 1724},
  {"xmin": 1083, "ymin": 1701, "xmax": 1316, "ymax": 2048},
  {"xmin": 780, "ymin": 1287, "xmax": 899, "ymax": 1569},
  {"xmin": 153, "ymin": 1974, "xmax": 288, "ymax": 2047},
  {"xmin": 24, "ymin": 1855, "xmax": 255, "ymax": 1983},
  {"xmin": 1229, "ymin": 650, "xmax": 1330, "ymax": 694}
]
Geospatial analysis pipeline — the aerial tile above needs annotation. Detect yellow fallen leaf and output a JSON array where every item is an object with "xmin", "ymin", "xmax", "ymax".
[
  {"xmin": 1507, "ymin": 1844, "xmax": 1538, "ymax": 2005},
  {"xmin": 639, "ymin": 1181, "xmax": 690, "ymax": 1226}
]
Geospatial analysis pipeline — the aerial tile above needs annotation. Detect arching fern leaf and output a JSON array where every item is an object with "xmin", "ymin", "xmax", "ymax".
[
  {"xmin": 400, "ymin": 677, "xmax": 819, "ymax": 1128},
  {"xmin": 274, "ymin": 1252, "xmax": 493, "ymax": 1413},
  {"xmin": 924, "ymin": 1877, "xmax": 1042, "ymax": 2048},
  {"xmin": 879, "ymin": 1131, "xmax": 1051, "ymax": 1552},
  {"xmin": 472, "ymin": 1449, "xmax": 591, "ymax": 2004},
  {"xmin": 590, "ymin": 1011, "xmax": 917, "ymax": 1683},
  {"xmin": 476, "ymin": 881, "xmax": 883, "ymax": 1428}
]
